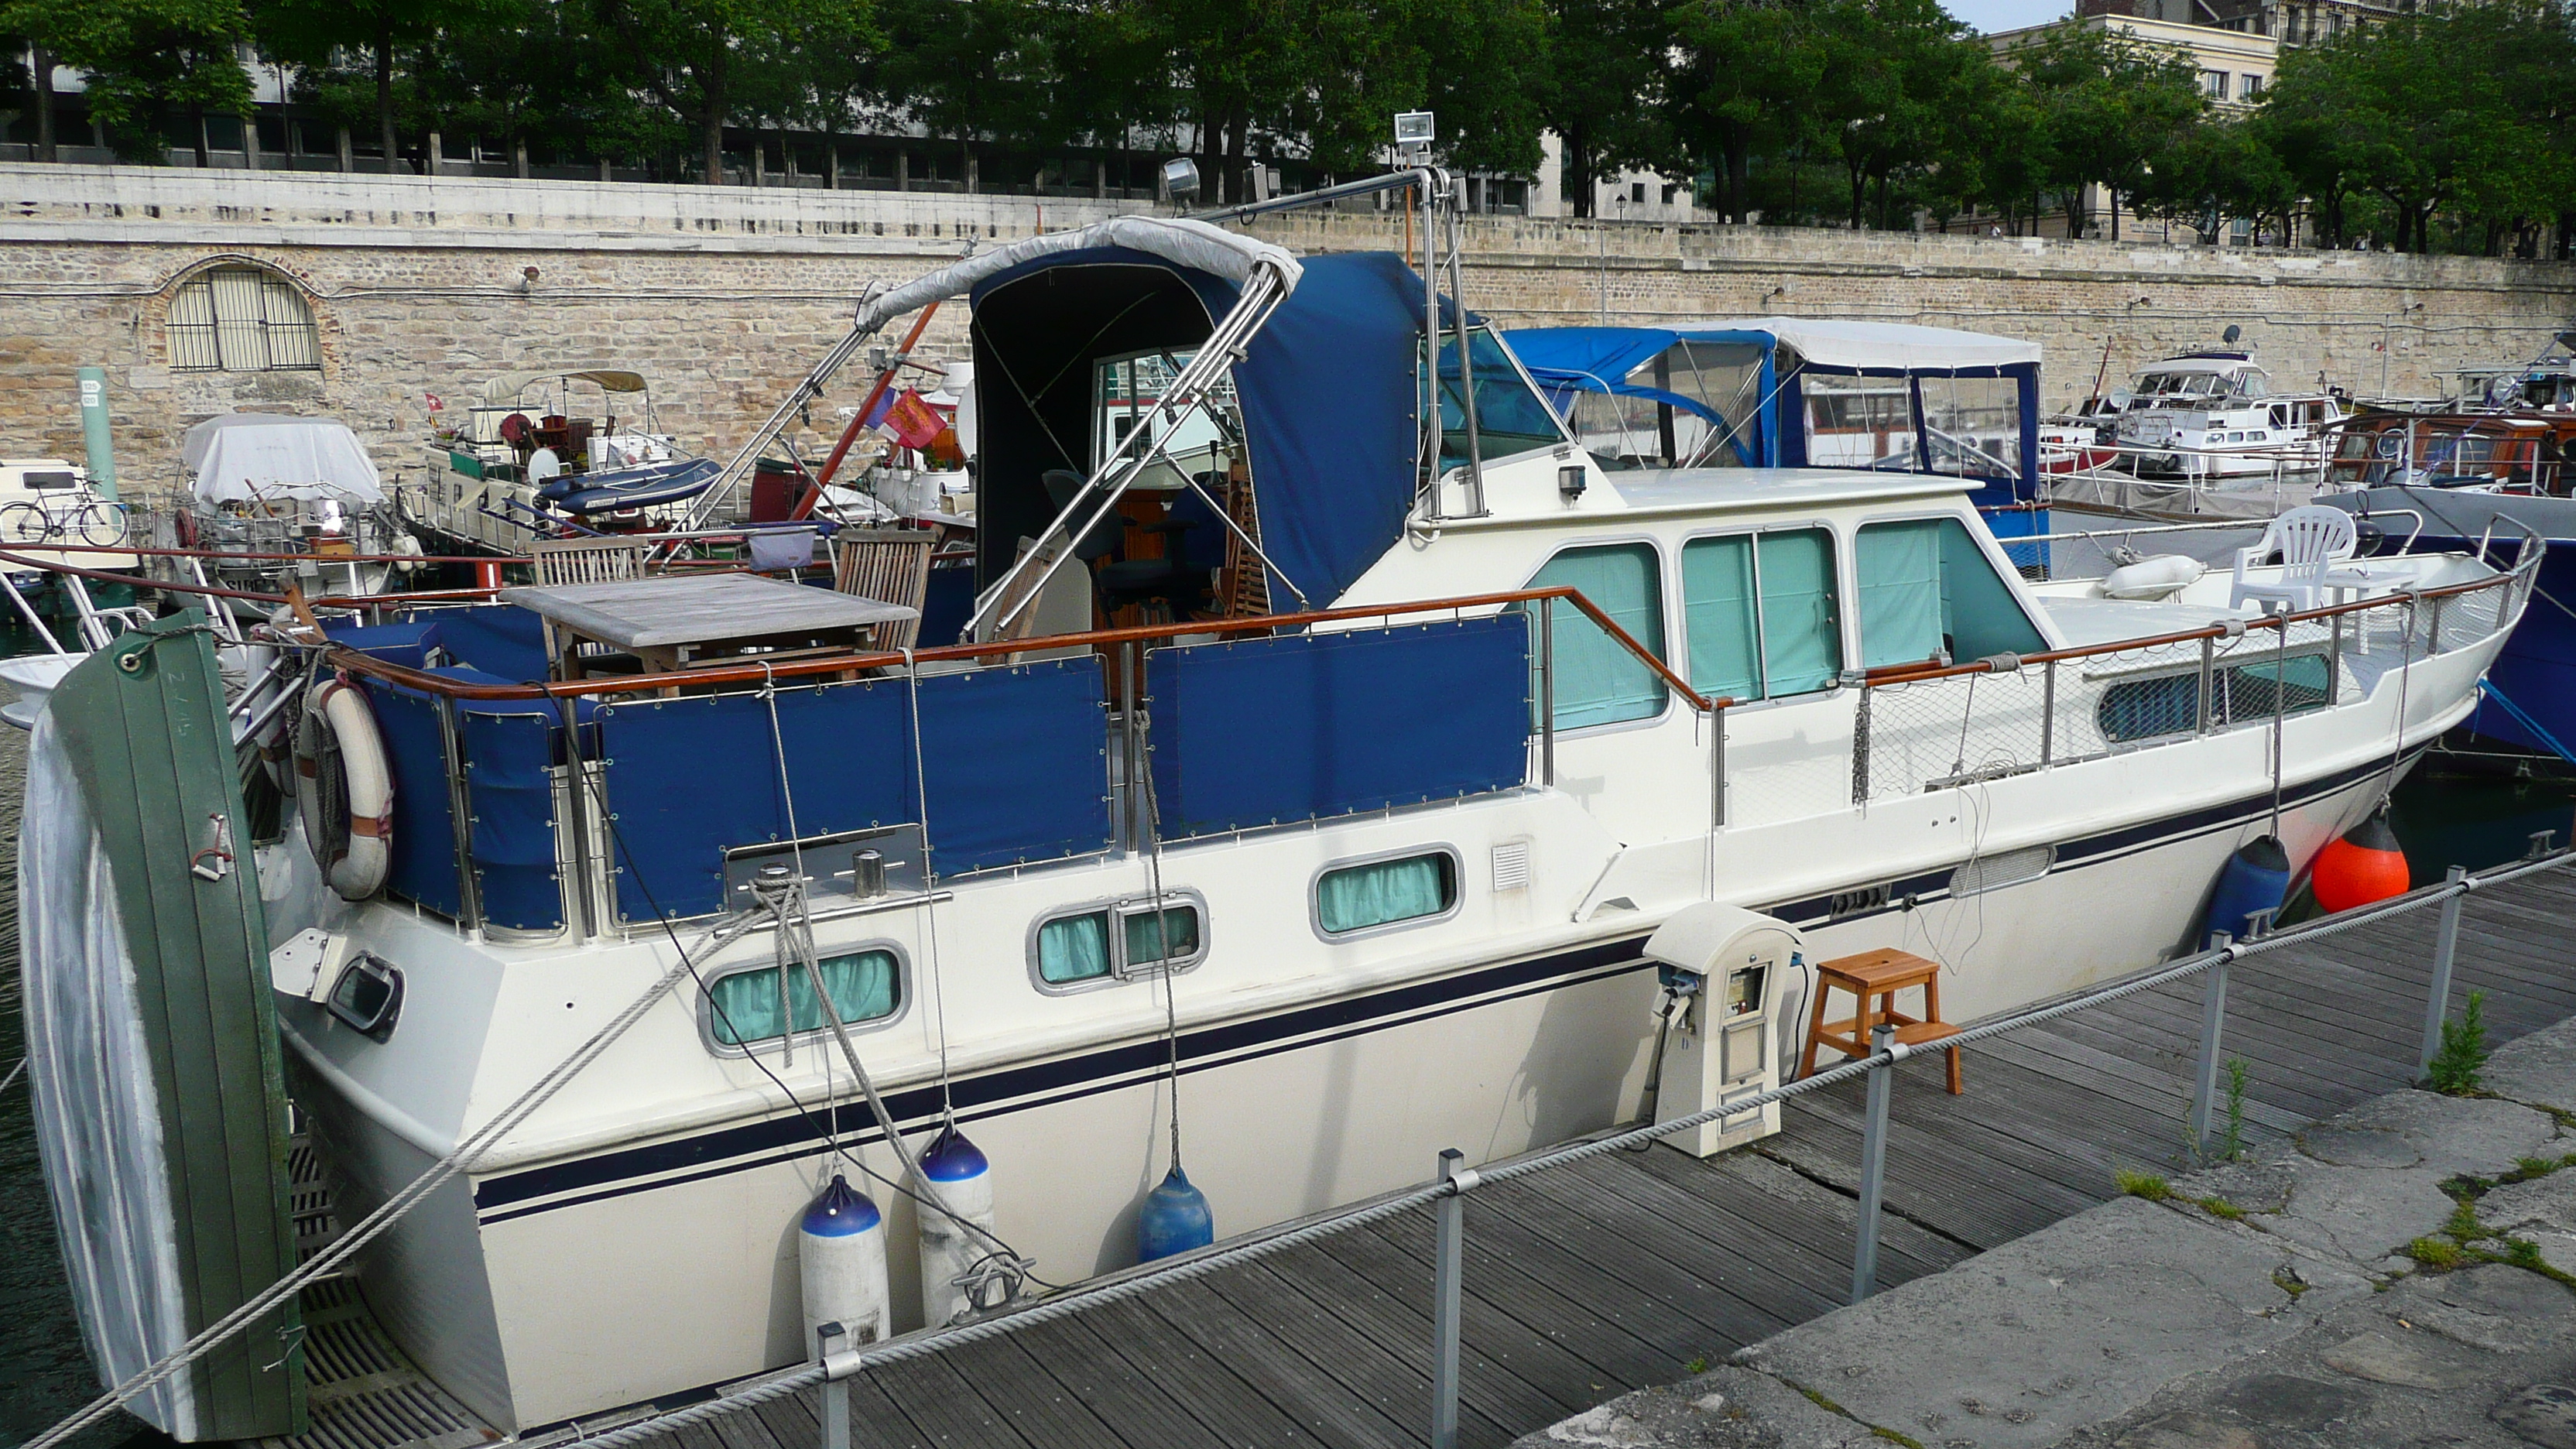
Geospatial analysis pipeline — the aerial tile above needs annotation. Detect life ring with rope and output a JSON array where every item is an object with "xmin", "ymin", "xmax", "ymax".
[{"xmin": 295, "ymin": 676, "xmax": 393, "ymax": 901}]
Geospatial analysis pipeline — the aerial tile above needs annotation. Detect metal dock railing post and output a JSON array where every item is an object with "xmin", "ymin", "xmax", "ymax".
[
  {"xmin": 2191, "ymin": 933, "xmax": 2233, "ymax": 1153},
  {"xmin": 816, "ymin": 1323, "xmax": 850, "ymax": 1449},
  {"xmin": 1851, "ymin": 1023, "xmax": 1894, "ymax": 1304},
  {"xmin": 2419, "ymin": 865, "xmax": 2468, "ymax": 1077},
  {"xmin": 1432, "ymin": 1149, "xmax": 1467, "ymax": 1449}
]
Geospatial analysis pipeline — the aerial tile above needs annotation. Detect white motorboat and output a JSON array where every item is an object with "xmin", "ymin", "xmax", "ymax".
[
  {"xmin": 18, "ymin": 200, "xmax": 2533, "ymax": 1445},
  {"xmin": 2050, "ymin": 351, "xmax": 2351, "ymax": 519}
]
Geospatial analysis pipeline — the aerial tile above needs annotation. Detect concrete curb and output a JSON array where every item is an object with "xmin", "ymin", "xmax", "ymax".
[{"xmin": 1514, "ymin": 1016, "xmax": 2576, "ymax": 1449}]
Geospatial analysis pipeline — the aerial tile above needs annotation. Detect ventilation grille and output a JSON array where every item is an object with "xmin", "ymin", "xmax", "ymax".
[
  {"xmin": 1492, "ymin": 841, "xmax": 1531, "ymax": 892},
  {"xmin": 1949, "ymin": 844, "xmax": 2056, "ymax": 899}
]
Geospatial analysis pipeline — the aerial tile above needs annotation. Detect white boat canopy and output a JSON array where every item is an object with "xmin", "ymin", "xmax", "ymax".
[
  {"xmin": 181, "ymin": 414, "xmax": 386, "ymax": 505},
  {"xmin": 850, "ymin": 217, "xmax": 1303, "ymax": 336},
  {"xmin": 1716, "ymin": 317, "xmax": 2042, "ymax": 372},
  {"xmin": 478, "ymin": 368, "xmax": 650, "ymax": 403}
]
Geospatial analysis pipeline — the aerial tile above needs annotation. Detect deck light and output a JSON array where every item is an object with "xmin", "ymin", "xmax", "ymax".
[{"xmin": 1160, "ymin": 158, "xmax": 1199, "ymax": 204}]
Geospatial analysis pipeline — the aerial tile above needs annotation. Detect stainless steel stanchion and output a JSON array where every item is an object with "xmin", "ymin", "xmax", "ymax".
[
  {"xmin": 2419, "ymin": 865, "xmax": 2468, "ymax": 1077},
  {"xmin": 817, "ymin": 1322, "xmax": 850, "ymax": 1449},
  {"xmin": 1851, "ymin": 1023, "xmax": 1894, "ymax": 1304},
  {"xmin": 1433, "ymin": 1148, "xmax": 1466, "ymax": 1449},
  {"xmin": 2191, "ymin": 933, "xmax": 2233, "ymax": 1155}
]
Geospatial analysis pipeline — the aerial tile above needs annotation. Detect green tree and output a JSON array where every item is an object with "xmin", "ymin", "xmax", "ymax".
[
  {"xmin": 256, "ymin": 0, "xmax": 506, "ymax": 173},
  {"xmin": 1810, "ymin": 0, "xmax": 1986, "ymax": 230},
  {"xmin": 592, "ymin": 0, "xmax": 874, "ymax": 184},
  {"xmin": 1669, "ymin": 0, "xmax": 1825, "ymax": 224},
  {"xmin": 1538, "ymin": 0, "xmax": 1667, "ymax": 217},
  {"xmin": 2009, "ymin": 22, "xmax": 2201, "ymax": 240},
  {"xmin": 9, "ymin": 0, "xmax": 252, "ymax": 163}
]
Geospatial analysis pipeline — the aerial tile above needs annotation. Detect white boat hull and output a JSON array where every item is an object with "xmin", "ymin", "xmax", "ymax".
[{"xmin": 281, "ymin": 742, "xmax": 2417, "ymax": 1432}]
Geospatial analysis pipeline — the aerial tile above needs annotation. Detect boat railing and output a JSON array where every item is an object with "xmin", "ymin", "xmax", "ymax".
[
  {"xmin": 308, "ymin": 584, "xmax": 1721, "ymax": 938},
  {"xmin": 1848, "ymin": 546, "xmax": 2540, "ymax": 803}
]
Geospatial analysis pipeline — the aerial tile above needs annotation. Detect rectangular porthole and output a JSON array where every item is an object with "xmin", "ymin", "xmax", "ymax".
[
  {"xmin": 1032, "ymin": 892, "xmax": 1208, "ymax": 993},
  {"xmin": 704, "ymin": 947, "xmax": 903, "ymax": 1053},
  {"xmin": 1314, "ymin": 849, "xmax": 1461, "ymax": 940}
]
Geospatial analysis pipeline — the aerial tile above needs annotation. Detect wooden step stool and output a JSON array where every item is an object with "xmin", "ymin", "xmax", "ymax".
[{"xmin": 1800, "ymin": 948, "xmax": 1963, "ymax": 1094}]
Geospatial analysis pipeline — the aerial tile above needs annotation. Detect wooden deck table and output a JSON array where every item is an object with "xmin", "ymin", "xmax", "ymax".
[{"xmin": 501, "ymin": 572, "xmax": 918, "ymax": 679}]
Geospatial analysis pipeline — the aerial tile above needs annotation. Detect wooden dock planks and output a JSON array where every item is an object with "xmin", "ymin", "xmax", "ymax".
[{"xmin": 625, "ymin": 868, "xmax": 2576, "ymax": 1449}]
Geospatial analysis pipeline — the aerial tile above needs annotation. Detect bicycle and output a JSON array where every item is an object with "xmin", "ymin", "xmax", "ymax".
[{"xmin": 0, "ymin": 489, "xmax": 129, "ymax": 548}]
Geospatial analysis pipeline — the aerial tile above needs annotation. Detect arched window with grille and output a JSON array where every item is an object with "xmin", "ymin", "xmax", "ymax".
[{"xmin": 169, "ymin": 266, "xmax": 321, "ymax": 372}]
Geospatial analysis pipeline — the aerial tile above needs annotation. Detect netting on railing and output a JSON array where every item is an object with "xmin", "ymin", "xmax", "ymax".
[{"xmin": 1849, "ymin": 580, "xmax": 2510, "ymax": 803}]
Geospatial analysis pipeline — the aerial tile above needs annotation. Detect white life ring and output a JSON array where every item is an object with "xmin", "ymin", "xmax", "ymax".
[{"xmin": 296, "ymin": 679, "xmax": 393, "ymax": 901}]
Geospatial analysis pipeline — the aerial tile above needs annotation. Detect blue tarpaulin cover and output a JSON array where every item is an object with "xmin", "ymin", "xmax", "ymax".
[
  {"xmin": 969, "ymin": 248, "xmax": 1432, "ymax": 610},
  {"xmin": 461, "ymin": 705, "xmax": 563, "ymax": 931},
  {"xmin": 357, "ymin": 680, "xmax": 462, "ymax": 917},
  {"xmin": 597, "ymin": 659, "xmax": 1110, "ymax": 920},
  {"xmin": 1145, "ymin": 616, "xmax": 1531, "ymax": 839},
  {"xmin": 433, "ymin": 605, "xmax": 553, "ymax": 683}
]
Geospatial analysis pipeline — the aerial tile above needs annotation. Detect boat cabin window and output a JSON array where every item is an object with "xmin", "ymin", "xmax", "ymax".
[
  {"xmin": 1680, "ymin": 529, "xmax": 1842, "ymax": 701},
  {"xmin": 1033, "ymin": 893, "xmax": 1207, "ymax": 989},
  {"xmin": 1430, "ymin": 327, "xmax": 1570, "ymax": 467},
  {"xmin": 1855, "ymin": 517, "xmax": 2046, "ymax": 670},
  {"xmin": 1315, "ymin": 851, "xmax": 1460, "ymax": 938},
  {"xmin": 1522, "ymin": 542, "xmax": 1667, "ymax": 730},
  {"xmin": 1917, "ymin": 375, "xmax": 2022, "ymax": 481},
  {"xmin": 1802, "ymin": 375, "xmax": 1917, "ymax": 470},
  {"xmin": 1091, "ymin": 351, "xmax": 1238, "ymax": 481},
  {"xmin": 704, "ymin": 947, "xmax": 903, "ymax": 1051}
]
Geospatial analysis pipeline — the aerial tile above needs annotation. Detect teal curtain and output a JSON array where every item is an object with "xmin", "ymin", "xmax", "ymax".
[
  {"xmin": 1856, "ymin": 519, "xmax": 1944, "ymax": 669},
  {"xmin": 1756, "ymin": 529, "xmax": 1843, "ymax": 695},
  {"xmin": 1318, "ymin": 855, "xmax": 1453, "ymax": 935},
  {"xmin": 1528, "ymin": 543, "xmax": 1666, "ymax": 730},
  {"xmin": 710, "ymin": 950, "xmax": 900, "ymax": 1046},
  {"xmin": 1037, "ymin": 913, "xmax": 1112, "ymax": 985},
  {"xmin": 1934, "ymin": 518, "xmax": 2045, "ymax": 659},
  {"xmin": 1123, "ymin": 905, "xmax": 1201, "ymax": 967},
  {"xmin": 1680, "ymin": 536, "xmax": 1761, "ymax": 700}
]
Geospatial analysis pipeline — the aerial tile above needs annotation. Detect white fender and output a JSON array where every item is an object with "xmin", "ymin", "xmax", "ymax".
[
  {"xmin": 2099, "ymin": 553, "xmax": 2206, "ymax": 601},
  {"xmin": 296, "ymin": 679, "xmax": 392, "ymax": 901}
]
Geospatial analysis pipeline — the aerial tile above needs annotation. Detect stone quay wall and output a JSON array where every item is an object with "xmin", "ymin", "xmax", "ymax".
[{"xmin": 3, "ymin": 163, "xmax": 2571, "ymax": 501}]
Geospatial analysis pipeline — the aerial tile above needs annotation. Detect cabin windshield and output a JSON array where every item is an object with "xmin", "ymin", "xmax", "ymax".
[
  {"xmin": 1429, "ymin": 327, "xmax": 1570, "ymax": 468},
  {"xmin": 1560, "ymin": 341, "xmax": 1763, "ymax": 471}
]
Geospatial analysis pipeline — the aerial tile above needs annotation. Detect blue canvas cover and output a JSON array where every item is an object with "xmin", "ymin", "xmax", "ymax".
[
  {"xmin": 596, "ymin": 659, "xmax": 1111, "ymax": 920},
  {"xmin": 968, "ymin": 248, "xmax": 1431, "ymax": 611},
  {"xmin": 1144, "ymin": 616, "xmax": 1531, "ymax": 839},
  {"xmin": 355, "ymin": 680, "xmax": 463, "ymax": 918}
]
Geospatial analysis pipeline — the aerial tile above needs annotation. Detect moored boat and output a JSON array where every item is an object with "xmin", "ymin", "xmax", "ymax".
[{"xmin": 18, "ymin": 197, "xmax": 2534, "ymax": 1446}]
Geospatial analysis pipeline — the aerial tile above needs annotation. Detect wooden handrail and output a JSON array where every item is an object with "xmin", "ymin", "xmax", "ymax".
[{"xmin": 324, "ymin": 584, "xmax": 1733, "ymax": 712}]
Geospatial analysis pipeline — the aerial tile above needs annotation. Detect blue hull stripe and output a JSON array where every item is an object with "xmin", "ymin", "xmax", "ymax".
[{"xmin": 472, "ymin": 748, "xmax": 2403, "ymax": 1225}]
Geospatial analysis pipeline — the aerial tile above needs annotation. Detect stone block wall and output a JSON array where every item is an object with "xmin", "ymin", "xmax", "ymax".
[{"xmin": 2, "ymin": 163, "xmax": 2569, "ymax": 501}]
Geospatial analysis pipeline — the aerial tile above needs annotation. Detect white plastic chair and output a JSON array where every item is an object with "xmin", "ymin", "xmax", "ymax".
[{"xmin": 2228, "ymin": 505, "xmax": 2365, "ymax": 614}]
